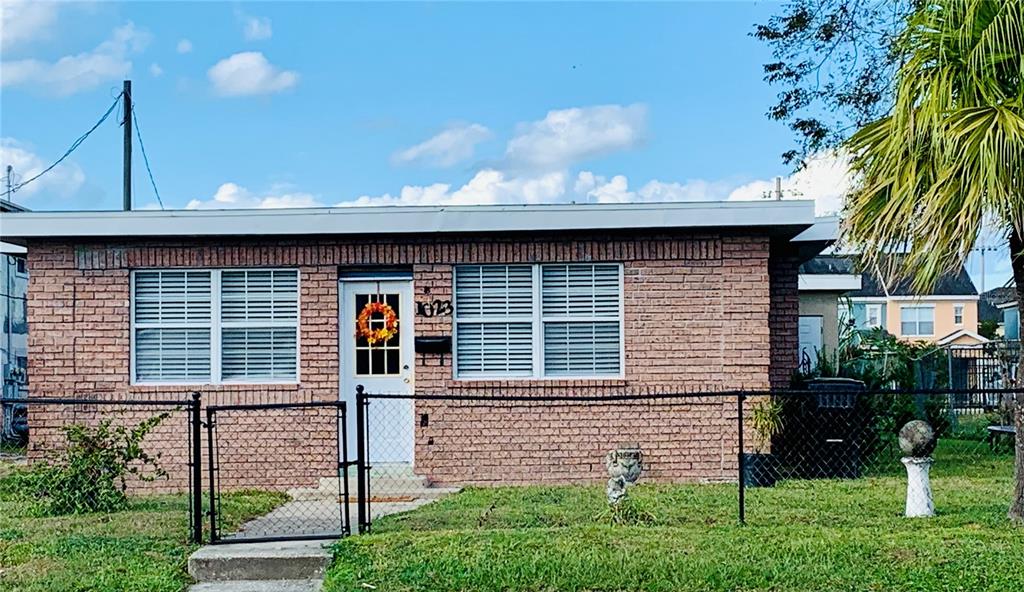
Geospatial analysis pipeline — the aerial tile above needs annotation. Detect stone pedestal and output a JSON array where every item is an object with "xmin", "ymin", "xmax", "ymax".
[{"xmin": 901, "ymin": 456, "xmax": 935, "ymax": 518}]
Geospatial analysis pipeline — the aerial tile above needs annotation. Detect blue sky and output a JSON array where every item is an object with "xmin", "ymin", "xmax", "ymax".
[{"xmin": 0, "ymin": 1, "xmax": 1012, "ymax": 289}]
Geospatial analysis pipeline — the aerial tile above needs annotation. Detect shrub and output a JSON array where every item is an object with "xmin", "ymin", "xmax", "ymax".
[{"xmin": 14, "ymin": 413, "xmax": 170, "ymax": 515}]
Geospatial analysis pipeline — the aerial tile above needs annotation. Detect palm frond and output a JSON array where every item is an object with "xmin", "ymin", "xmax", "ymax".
[{"xmin": 842, "ymin": 0, "xmax": 1024, "ymax": 293}]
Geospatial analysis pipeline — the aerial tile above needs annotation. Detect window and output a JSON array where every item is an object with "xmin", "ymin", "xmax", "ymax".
[
  {"xmin": 865, "ymin": 304, "xmax": 882, "ymax": 329},
  {"xmin": 132, "ymin": 269, "xmax": 299, "ymax": 383},
  {"xmin": 454, "ymin": 263, "xmax": 623, "ymax": 378},
  {"xmin": 954, "ymin": 304, "xmax": 964, "ymax": 325},
  {"xmin": 900, "ymin": 305, "xmax": 934, "ymax": 337}
]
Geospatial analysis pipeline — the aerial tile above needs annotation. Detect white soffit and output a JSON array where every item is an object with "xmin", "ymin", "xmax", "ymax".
[{"xmin": 798, "ymin": 273, "xmax": 862, "ymax": 292}]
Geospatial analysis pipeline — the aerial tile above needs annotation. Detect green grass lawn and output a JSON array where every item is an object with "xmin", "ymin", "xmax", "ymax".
[
  {"xmin": 0, "ymin": 460, "xmax": 286, "ymax": 592},
  {"xmin": 325, "ymin": 439, "xmax": 1023, "ymax": 592}
]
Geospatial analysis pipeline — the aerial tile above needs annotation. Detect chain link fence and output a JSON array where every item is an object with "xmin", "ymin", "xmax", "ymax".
[
  {"xmin": 355, "ymin": 386, "xmax": 1022, "ymax": 532},
  {"xmin": 206, "ymin": 401, "xmax": 351, "ymax": 543},
  {"xmin": 0, "ymin": 394, "xmax": 202, "ymax": 542}
]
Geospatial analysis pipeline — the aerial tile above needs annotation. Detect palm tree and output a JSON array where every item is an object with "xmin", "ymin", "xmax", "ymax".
[{"xmin": 842, "ymin": 0, "xmax": 1024, "ymax": 520}]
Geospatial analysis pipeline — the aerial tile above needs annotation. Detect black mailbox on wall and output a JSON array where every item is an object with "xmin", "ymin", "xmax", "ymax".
[{"xmin": 414, "ymin": 336, "xmax": 452, "ymax": 354}]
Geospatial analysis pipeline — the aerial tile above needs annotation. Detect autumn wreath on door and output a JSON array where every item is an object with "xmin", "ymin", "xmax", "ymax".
[{"xmin": 356, "ymin": 300, "xmax": 399, "ymax": 345}]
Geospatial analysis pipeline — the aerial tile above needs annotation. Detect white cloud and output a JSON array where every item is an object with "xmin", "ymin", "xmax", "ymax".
[
  {"xmin": 1, "ymin": 23, "xmax": 150, "ymax": 96},
  {"xmin": 504, "ymin": 104, "xmax": 647, "ymax": 169},
  {"xmin": 176, "ymin": 39, "xmax": 193, "ymax": 54},
  {"xmin": 574, "ymin": 171, "xmax": 736, "ymax": 204},
  {"xmin": 727, "ymin": 152, "xmax": 853, "ymax": 216},
  {"xmin": 236, "ymin": 10, "xmax": 272, "ymax": 41},
  {"xmin": 0, "ymin": 138, "xmax": 85, "ymax": 199},
  {"xmin": 392, "ymin": 123, "xmax": 492, "ymax": 168},
  {"xmin": 345, "ymin": 169, "xmax": 568, "ymax": 207},
  {"xmin": 185, "ymin": 182, "xmax": 320, "ymax": 210},
  {"xmin": 149, "ymin": 62, "xmax": 163, "ymax": 77},
  {"xmin": 207, "ymin": 52, "xmax": 298, "ymax": 97},
  {"xmin": 1, "ymin": 0, "xmax": 59, "ymax": 50}
]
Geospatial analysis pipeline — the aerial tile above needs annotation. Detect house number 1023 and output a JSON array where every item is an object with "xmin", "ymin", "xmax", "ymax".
[{"xmin": 417, "ymin": 299, "xmax": 453, "ymax": 317}]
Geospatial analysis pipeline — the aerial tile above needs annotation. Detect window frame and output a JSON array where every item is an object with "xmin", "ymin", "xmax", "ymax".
[
  {"xmin": 130, "ymin": 268, "xmax": 301, "ymax": 386},
  {"xmin": 452, "ymin": 263, "xmax": 625, "ymax": 380},
  {"xmin": 13, "ymin": 255, "xmax": 28, "ymax": 278},
  {"xmin": 899, "ymin": 304, "xmax": 935, "ymax": 337},
  {"xmin": 953, "ymin": 303, "xmax": 964, "ymax": 326},
  {"xmin": 865, "ymin": 303, "xmax": 883, "ymax": 329}
]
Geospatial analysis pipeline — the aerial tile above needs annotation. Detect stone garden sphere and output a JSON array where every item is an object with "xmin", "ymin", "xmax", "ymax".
[{"xmin": 898, "ymin": 420, "xmax": 937, "ymax": 457}]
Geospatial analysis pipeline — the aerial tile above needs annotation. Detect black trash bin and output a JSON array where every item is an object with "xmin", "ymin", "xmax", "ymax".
[{"xmin": 776, "ymin": 378, "xmax": 867, "ymax": 479}]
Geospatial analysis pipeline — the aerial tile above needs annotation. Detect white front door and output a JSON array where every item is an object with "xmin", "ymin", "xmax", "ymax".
[
  {"xmin": 341, "ymin": 280, "xmax": 415, "ymax": 465},
  {"xmin": 798, "ymin": 315, "xmax": 824, "ymax": 364}
]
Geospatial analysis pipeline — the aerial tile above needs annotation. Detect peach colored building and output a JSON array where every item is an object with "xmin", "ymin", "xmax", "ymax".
[{"xmin": 842, "ymin": 258, "xmax": 983, "ymax": 345}]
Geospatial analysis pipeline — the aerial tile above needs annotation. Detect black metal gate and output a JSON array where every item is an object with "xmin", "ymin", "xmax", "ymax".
[{"xmin": 206, "ymin": 401, "xmax": 352, "ymax": 543}]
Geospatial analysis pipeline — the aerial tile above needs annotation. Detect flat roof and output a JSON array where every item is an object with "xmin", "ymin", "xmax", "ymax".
[{"xmin": 0, "ymin": 200, "xmax": 817, "ymax": 242}]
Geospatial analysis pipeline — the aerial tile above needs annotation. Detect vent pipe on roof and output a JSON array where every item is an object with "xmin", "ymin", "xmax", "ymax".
[{"xmin": 774, "ymin": 176, "xmax": 783, "ymax": 200}]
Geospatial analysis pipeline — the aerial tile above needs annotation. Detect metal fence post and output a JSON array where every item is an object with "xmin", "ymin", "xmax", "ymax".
[
  {"xmin": 339, "ymin": 402, "xmax": 351, "ymax": 537},
  {"xmin": 206, "ymin": 405, "xmax": 218, "ymax": 543},
  {"xmin": 355, "ymin": 385, "xmax": 367, "ymax": 534},
  {"xmin": 737, "ymin": 391, "xmax": 746, "ymax": 526},
  {"xmin": 189, "ymin": 391, "xmax": 203, "ymax": 544}
]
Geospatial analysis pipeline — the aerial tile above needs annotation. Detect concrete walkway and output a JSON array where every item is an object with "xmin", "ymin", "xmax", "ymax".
[{"xmin": 188, "ymin": 477, "xmax": 461, "ymax": 591}]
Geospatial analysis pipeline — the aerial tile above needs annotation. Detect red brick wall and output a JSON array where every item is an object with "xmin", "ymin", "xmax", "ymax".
[
  {"xmin": 25, "ymin": 231, "xmax": 790, "ymax": 488},
  {"xmin": 768, "ymin": 241, "xmax": 801, "ymax": 389}
]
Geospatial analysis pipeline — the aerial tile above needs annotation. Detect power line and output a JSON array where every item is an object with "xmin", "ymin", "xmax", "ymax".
[
  {"xmin": 1, "ymin": 94, "xmax": 123, "ymax": 198},
  {"xmin": 131, "ymin": 104, "xmax": 164, "ymax": 210}
]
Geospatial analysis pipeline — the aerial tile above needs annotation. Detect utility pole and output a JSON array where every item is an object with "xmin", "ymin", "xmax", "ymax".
[
  {"xmin": 974, "ymin": 245, "xmax": 1001, "ymax": 293},
  {"xmin": 4, "ymin": 165, "xmax": 12, "ymax": 197},
  {"xmin": 122, "ymin": 79, "xmax": 132, "ymax": 211}
]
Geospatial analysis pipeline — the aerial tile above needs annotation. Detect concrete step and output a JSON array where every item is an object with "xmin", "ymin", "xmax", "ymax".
[
  {"xmin": 188, "ymin": 540, "xmax": 332, "ymax": 582},
  {"xmin": 188, "ymin": 580, "xmax": 322, "ymax": 592}
]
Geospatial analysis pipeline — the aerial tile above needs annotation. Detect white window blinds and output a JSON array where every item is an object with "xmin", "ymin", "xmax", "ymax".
[
  {"xmin": 220, "ymin": 270, "xmax": 299, "ymax": 381},
  {"xmin": 133, "ymin": 271, "xmax": 212, "ymax": 382},
  {"xmin": 454, "ymin": 265, "xmax": 534, "ymax": 376},
  {"xmin": 454, "ymin": 263, "xmax": 623, "ymax": 378},
  {"xmin": 541, "ymin": 264, "xmax": 622, "ymax": 376},
  {"xmin": 132, "ymin": 269, "xmax": 299, "ymax": 384}
]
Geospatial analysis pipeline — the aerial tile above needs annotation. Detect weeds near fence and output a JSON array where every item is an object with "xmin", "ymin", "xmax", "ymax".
[{"xmin": 2, "ymin": 412, "xmax": 170, "ymax": 515}]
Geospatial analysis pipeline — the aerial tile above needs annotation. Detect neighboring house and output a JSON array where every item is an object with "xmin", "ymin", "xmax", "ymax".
[
  {"xmin": 1, "ymin": 201, "xmax": 834, "ymax": 487},
  {"xmin": 1, "ymin": 198, "xmax": 29, "ymax": 444},
  {"xmin": 1000, "ymin": 300, "xmax": 1020, "ymax": 340},
  {"xmin": 797, "ymin": 250, "xmax": 862, "ymax": 365},
  {"xmin": 979, "ymin": 286, "xmax": 1016, "ymax": 337},
  {"xmin": 843, "ymin": 258, "xmax": 983, "ymax": 345}
]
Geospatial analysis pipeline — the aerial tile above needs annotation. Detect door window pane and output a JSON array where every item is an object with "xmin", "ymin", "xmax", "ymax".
[{"xmin": 354, "ymin": 292, "xmax": 402, "ymax": 376}]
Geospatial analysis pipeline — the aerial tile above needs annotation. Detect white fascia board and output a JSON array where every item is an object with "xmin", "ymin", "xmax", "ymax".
[
  {"xmin": 850, "ymin": 295, "xmax": 979, "ymax": 303},
  {"xmin": 936, "ymin": 329, "xmax": 989, "ymax": 346},
  {"xmin": 0, "ymin": 200, "xmax": 816, "ymax": 241},
  {"xmin": 996, "ymin": 301, "xmax": 1018, "ymax": 309},
  {"xmin": 798, "ymin": 273, "xmax": 861, "ymax": 292},
  {"xmin": 791, "ymin": 215, "xmax": 840, "ymax": 243},
  {"xmin": 0, "ymin": 241, "xmax": 26, "ymax": 254}
]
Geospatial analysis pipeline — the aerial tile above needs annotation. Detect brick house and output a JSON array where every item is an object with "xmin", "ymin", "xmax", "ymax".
[{"xmin": 1, "ymin": 201, "xmax": 833, "ymax": 488}]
